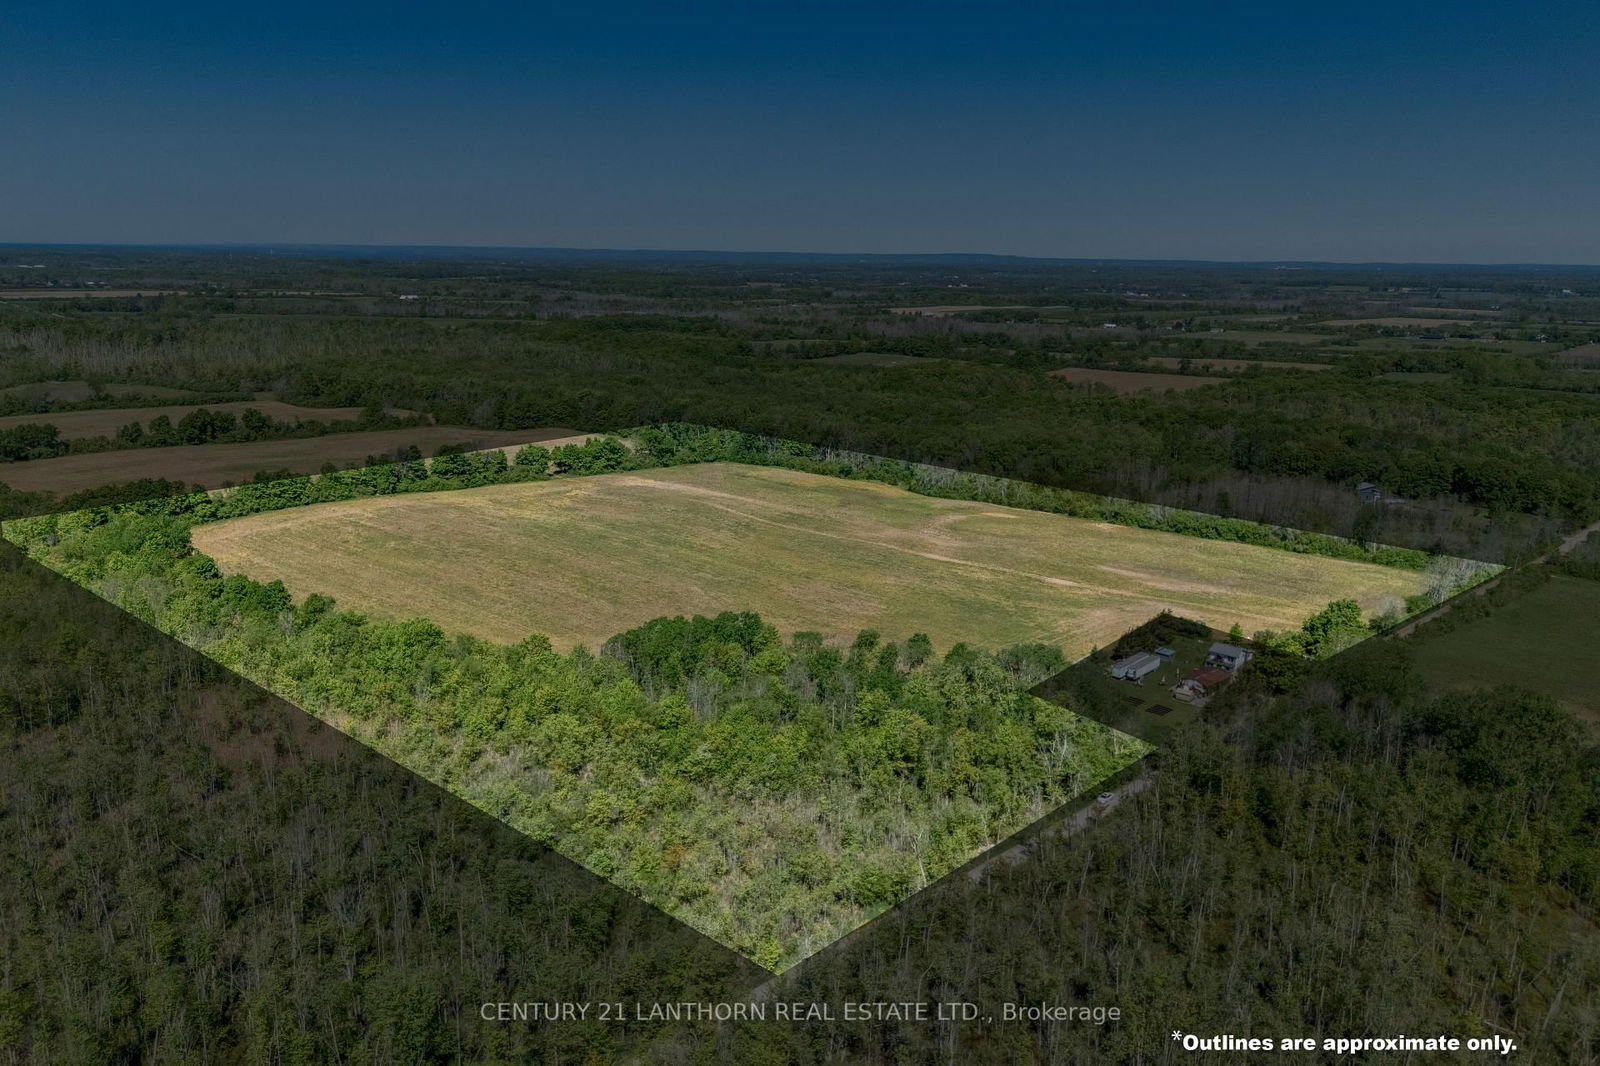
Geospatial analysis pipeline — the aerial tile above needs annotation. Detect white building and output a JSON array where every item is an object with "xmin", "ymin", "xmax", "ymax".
[{"xmin": 1111, "ymin": 651, "xmax": 1162, "ymax": 681}]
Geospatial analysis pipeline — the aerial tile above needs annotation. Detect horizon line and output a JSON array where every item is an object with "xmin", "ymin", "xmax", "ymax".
[{"xmin": 2, "ymin": 241, "xmax": 1599, "ymax": 272}]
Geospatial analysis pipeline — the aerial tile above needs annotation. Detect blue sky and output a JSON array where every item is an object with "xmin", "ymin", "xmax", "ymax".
[{"xmin": 3, "ymin": 1, "xmax": 1597, "ymax": 261}]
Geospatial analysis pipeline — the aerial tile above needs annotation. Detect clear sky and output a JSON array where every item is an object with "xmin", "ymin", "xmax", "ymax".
[{"xmin": 3, "ymin": 1, "xmax": 1597, "ymax": 262}]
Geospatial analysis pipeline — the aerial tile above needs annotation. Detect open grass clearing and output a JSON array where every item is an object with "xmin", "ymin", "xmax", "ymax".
[
  {"xmin": 0, "ymin": 400, "xmax": 421, "ymax": 439},
  {"xmin": 1411, "ymin": 573, "xmax": 1600, "ymax": 725},
  {"xmin": 0, "ymin": 426, "xmax": 580, "ymax": 494},
  {"xmin": 1051, "ymin": 367, "xmax": 1219, "ymax": 393},
  {"xmin": 190, "ymin": 462, "xmax": 1428, "ymax": 658}
]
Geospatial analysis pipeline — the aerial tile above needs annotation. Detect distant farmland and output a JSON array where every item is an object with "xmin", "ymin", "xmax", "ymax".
[
  {"xmin": 0, "ymin": 380, "xmax": 209, "ymax": 404},
  {"xmin": 0, "ymin": 289, "xmax": 184, "ymax": 299},
  {"xmin": 1143, "ymin": 357, "xmax": 1333, "ymax": 373},
  {"xmin": 0, "ymin": 400, "xmax": 419, "ymax": 439},
  {"xmin": 1051, "ymin": 367, "xmax": 1219, "ymax": 393},
  {"xmin": 1105, "ymin": 329, "xmax": 1331, "ymax": 347},
  {"xmin": 810, "ymin": 352, "xmax": 946, "ymax": 367},
  {"xmin": 1317, "ymin": 317, "xmax": 1477, "ymax": 328},
  {"xmin": 1556, "ymin": 343, "xmax": 1600, "ymax": 367},
  {"xmin": 0, "ymin": 426, "xmax": 581, "ymax": 494},
  {"xmin": 190, "ymin": 462, "xmax": 1428, "ymax": 657}
]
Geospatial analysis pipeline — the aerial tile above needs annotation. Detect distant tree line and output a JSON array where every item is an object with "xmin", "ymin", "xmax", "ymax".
[
  {"xmin": 0, "ymin": 403, "xmax": 428, "ymax": 464},
  {"xmin": 5, "ymin": 309, "xmax": 1600, "ymax": 542}
]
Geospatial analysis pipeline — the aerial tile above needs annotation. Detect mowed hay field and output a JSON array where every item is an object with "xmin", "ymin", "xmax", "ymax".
[
  {"xmin": 191, "ymin": 462, "xmax": 1429, "ymax": 657},
  {"xmin": 1411, "ymin": 573, "xmax": 1600, "ymax": 725},
  {"xmin": 1051, "ymin": 367, "xmax": 1218, "ymax": 393},
  {"xmin": 0, "ymin": 400, "xmax": 417, "ymax": 439},
  {"xmin": 0, "ymin": 426, "xmax": 581, "ymax": 494}
]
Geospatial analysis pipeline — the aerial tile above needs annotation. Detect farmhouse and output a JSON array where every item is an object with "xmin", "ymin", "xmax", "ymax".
[
  {"xmin": 1205, "ymin": 642, "xmax": 1253, "ymax": 671},
  {"xmin": 1356, "ymin": 482, "xmax": 1409, "ymax": 505},
  {"xmin": 1111, "ymin": 651, "xmax": 1162, "ymax": 681},
  {"xmin": 1173, "ymin": 666, "xmax": 1230, "ymax": 703}
]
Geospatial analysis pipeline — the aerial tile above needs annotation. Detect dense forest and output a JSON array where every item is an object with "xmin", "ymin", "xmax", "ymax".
[
  {"xmin": 0, "ymin": 542, "xmax": 771, "ymax": 1064},
  {"xmin": 765, "ymin": 639, "xmax": 1600, "ymax": 1063},
  {"xmin": 3, "ymin": 537, "xmax": 1596, "ymax": 1062}
]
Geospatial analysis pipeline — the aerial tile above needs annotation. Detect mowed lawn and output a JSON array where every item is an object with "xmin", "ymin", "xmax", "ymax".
[
  {"xmin": 191, "ymin": 462, "xmax": 1429, "ymax": 656},
  {"xmin": 1411, "ymin": 573, "xmax": 1600, "ymax": 725}
]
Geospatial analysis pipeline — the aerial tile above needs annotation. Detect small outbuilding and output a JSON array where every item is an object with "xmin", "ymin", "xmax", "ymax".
[
  {"xmin": 1206, "ymin": 642, "xmax": 1253, "ymax": 671},
  {"xmin": 1173, "ymin": 666, "xmax": 1231, "ymax": 703}
]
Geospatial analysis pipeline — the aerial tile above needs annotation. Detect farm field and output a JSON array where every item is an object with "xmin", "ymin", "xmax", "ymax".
[
  {"xmin": 1406, "ymin": 306, "xmax": 1503, "ymax": 317},
  {"xmin": 0, "ymin": 288, "xmax": 184, "ymax": 299},
  {"xmin": 1556, "ymin": 342, "xmax": 1600, "ymax": 366},
  {"xmin": 0, "ymin": 380, "xmax": 210, "ymax": 403},
  {"xmin": 0, "ymin": 400, "xmax": 418, "ymax": 438},
  {"xmin": 889, "ymin": 304, "xmax": 1037, "ymax": 316},
  {"xmin": 810, "ymin": 351, "xmax": 946, "ymax": 367},
  {"xmin": 1051, "ymin": 367, "xmax": 1219, "ymax": 393},
  {"xmin": 1143, "ymin": 357, "xmax": 1333, "ymax": 372},
  {"xmin": 1157, "ymin": 329, "xmax": 1330, "ymax": 346},
  {"xmin": 190, "ymin": 462, "xmax": 1430, "ymax": 657},
  {"xmin": 1411, "ymin": 573, "xmax": 1600, "ymax": 724},
  {"xmin": 0, "ymin": 426, "xmax": 580, "ymax": 493},
  {"xmin": 1317, "ymin": 316, "xmax": 1476, "ymax": 327}
]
